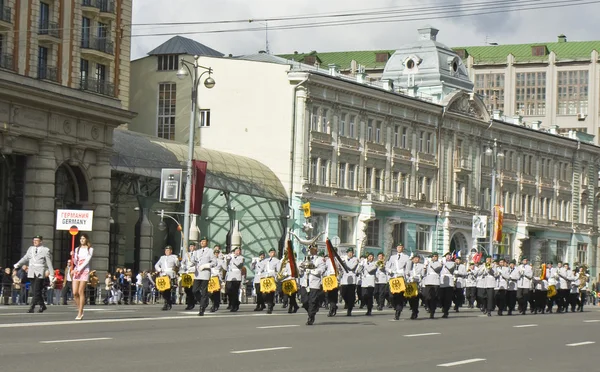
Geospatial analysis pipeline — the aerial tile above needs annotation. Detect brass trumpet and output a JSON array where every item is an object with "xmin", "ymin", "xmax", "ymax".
[{"xmin": 376, "ymin": 259, "xmax": 385, "ymax": 270}]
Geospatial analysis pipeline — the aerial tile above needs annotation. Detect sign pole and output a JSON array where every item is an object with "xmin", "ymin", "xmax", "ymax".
[{"xmin": 69, "ymin": 225, "xmax": 79, "ymax": 273}]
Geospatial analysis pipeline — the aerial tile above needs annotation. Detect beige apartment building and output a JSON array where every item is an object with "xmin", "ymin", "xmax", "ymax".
[{"xmin": 0, "ymin": 0, "xmax": 134, "ymax": 271}]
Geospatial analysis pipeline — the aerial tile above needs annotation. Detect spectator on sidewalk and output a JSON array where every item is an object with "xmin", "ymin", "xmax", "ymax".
[
  {"xmin": 53, "ymin": 269, "xmax": 64, "ymax": 305},
  {"xmin": 18, "ymin": 266, "xmax": 28, "ymax": 305},
  {"xmin": 2, "ymin": 268, "xmax": 12, "ymax": 305},
  {"xmin": 11, "ymin": 270, "xmax": 21, "ymax": 304},
  {"xmin": 61, "ymin": 260, "xmax": 72, "ymax": 305},
  {"xmin": 44, "ymin": 270, "xmax": 53, "ymax": 305}
]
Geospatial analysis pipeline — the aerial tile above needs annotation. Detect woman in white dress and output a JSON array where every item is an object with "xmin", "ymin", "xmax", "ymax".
[{"xmin": 73, "ymin": 234, "xmax": 93, "ymax": 320}]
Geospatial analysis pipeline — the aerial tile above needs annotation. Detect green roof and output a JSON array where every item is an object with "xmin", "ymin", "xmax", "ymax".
[{"xmin": 277, "ymin": 39, "xmax": 600, "ymax": 69}]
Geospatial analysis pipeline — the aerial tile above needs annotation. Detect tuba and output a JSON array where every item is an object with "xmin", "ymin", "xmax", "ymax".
[
  {"xmin": 276, "ymin": 254, "xmax": 289, "ymax": 282},
  {"xmin": 578, "ymin": 265, "xmax": 588, "ymax": 290}
]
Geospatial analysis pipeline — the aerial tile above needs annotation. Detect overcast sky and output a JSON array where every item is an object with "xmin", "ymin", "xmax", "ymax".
[{"xmin": 130, "ymin": 0, "xmax": 600, "ymax": 60}]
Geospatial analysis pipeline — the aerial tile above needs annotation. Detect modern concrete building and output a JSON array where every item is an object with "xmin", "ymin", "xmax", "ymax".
[
  {"xmin": 0, "ymin": 0, "xmax": 134, "ymax": 271},
  {"xmin": 130, "ymin": 28, "xmax": 599, "ymax": 276},
  {"xmin": 280, "ymin": 34, "xmax": 600, "ymax": 144}
]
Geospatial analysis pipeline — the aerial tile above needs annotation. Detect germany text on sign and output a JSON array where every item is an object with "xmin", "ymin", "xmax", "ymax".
[{"xmin": 56, "ymin": 209, "xmax": 94, "ymax": 231}]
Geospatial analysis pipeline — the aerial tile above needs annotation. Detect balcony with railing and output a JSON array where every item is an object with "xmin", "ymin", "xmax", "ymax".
[
  {"xmin": 453, "ymin": 157, "xmax": 471, "ymax": 174},
  {"xmin": 309, "ymin": 130, "xmax": 333, "ymax": 146},
  {"xmin": 338, "ymin": 136, "xmax": 360, "ymax": 151},
  {"xmin": 38, "ymin": 65, "xmax": 58, "ymax": 82},
  {"xmin": 0, "ymin": 6, "xmax": 11, "ymax": 28},
  {"xmin": 79, "ymin": 77, "xmax": 115, "ymax": 97},
  {"xmin": 82, "ymin": 0, "xmax": 115, "ymax": 16},
  {"xmin": 38, "ymin": 21, "xmax": 61, "ymax": 42},
  {"xmin": 81, "ymin": 36, "xmax": 115, "ymax": 57},
  {"xmin": 0, "ymin": 53, "xmax": 14, "ymax": 70}
]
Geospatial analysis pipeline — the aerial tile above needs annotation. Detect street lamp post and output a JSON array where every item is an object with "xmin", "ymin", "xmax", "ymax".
[
  {"xmin": 485, "ymin": 138, "xmax": 504, "ymax": 257},
  {"xmin": 156, "ymin": 210, "xmax": 185, "ymax": 251},
  {"xmin": 176, "ymin": 55, "xmax": 216, "ymax": 253}
]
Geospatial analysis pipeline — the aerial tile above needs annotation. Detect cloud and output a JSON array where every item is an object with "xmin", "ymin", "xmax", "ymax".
[{"xmin": 130, "ymin": 0, "xmax": 600, "ymax": 59}]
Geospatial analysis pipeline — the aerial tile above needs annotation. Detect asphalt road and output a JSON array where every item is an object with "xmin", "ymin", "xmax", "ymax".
[{"xmin": 1, "ymin": 303, "xmax": 599, "ymax": 372}]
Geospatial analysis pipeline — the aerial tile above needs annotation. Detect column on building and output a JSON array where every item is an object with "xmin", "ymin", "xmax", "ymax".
[
  {"xmin": 116, "ymin": 201, "xmax": 130, "ymax": 268},
  {"xmin": 91, "ymin": 151, "xmax": 112, "ymax": 272},
  {"xmin": 22, "ymin": 142, "xmax": 57, "ymax": 254},
  {"xmin": 384, "ymin": 218, "xmax": 401, "ymax": 256},
  {"xmin": 330, "ymin": 104, "xmax": 340, "ymax": 188},
  {"xmin": 136, "ymin": 196, "xmax": 154, "ymax": 271}
]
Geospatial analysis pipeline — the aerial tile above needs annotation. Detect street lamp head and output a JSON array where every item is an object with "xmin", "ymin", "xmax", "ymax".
[
  {"xmin": 204, "ymin": 76, "xmax": 216, "ymax": 89},
  {"xmin": 157, "ymin": 220, "xmax": 167, "ymax": 231},
  {"xmin": 176, "ymin": 67, "xmax": 189, "ymax": 80},
  {"xmin": 485, "ymin": 147, "xmax": 493, "ymax": 155},
  {"xmin": 497, "ymin": 151, "xmax": 505, "ymax": 158}
]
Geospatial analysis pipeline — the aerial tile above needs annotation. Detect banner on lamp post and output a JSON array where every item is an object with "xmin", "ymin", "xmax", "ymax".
[
  {"xmin": 472, "ymin": 215, "xmax": 488, "ymax": 239},
  {"xmin": 493, "ymin": 205, "xmax": 504, "ymax": 243},
  {"xmin": 190, "ymin": 160, "xmax": 208, "ymax": 215},
  {"xmin": 160, "ymin": 169, "xmax": 183, "ymax": 203}
]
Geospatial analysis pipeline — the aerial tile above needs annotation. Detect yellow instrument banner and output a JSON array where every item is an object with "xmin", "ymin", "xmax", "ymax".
[
  {"xmin": 156, "ymin": 276, "xmax": 171, "ymax": 292},
  {"xmin": 181, "ymin": 273, "xmax": 194, "ymax": 288},
  {"xmin": 322, "ymin": 275, "xmax": 338, "ymax": 292},
  {"xmin": 389, "ymin": 277, "xmax": 406, "ymax": 294},
  {"xmin": 260, "ymin": 277, "xmax": 277, "ymax": 293},
  {"xmin": 208, "ymin": 276, "xmax": 221, "ymax": 293},
  {"xmin": 302, "ymin": 202, "xmax": 311, "ymax": 218},
  {"xmin": 547, "ymin": 285, "xmax": 557, "ymax": 298},
  {"xmin": 404, "ymin": 282, "xmax": 419, "ymax": 298},
  {"xmin": 282, "ymin": 279, "xmax": 298, "ymax": 296}
]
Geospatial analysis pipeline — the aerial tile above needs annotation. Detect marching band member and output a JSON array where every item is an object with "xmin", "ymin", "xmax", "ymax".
[
  {"xmin": 181, "ymin": 242, "xmax": 197, "ymax": 311},
  {"xmin": 154, "ymin": 245, "xmax": 180, "ymax": 311},
  {"xmin": 453, "ymin": 257, "xmax": 467, "ymax": 312},
  {"xmin": 483, "ymin": 257, "xmax": 496, "ymax": 317},
  {"xmin": 209, "ymin": 246, "xmax": 226, "ymax": 312},
  {"xmin": 191, "ymin": 236, "xmax": 216, "ymax": 316},
  {"xmin": 546, "ymin": 262, "xmax": 558, "ymax": 313},
  {"xmin": 566, "ymin": 264, "xmax": 579, "ymax": 312},
  {"xmin": 578, "ymin": 266, "xmax": 589, "ymax": 312},
  {"xmin": 532, "ymin": 263, "xmax": 548, "ymax": 314},
  {"xmin": 407, "ymin": 255, "xmax": 424, "ymax": 319},
  {"xmin": 261, "ymin": 248, "xmax": 280, "ymax": 314},
  {"xmin": 475, "ymin": 260, "xmax": 486, "ymax": 312},
  {"xmin": 299, "ymin": 245, "xmax": 326, "ymax": 325},
  {"xmin": 225, "ymin": 246, "xmax": 245, "ymax": 312},
  {"xmin": 557, "ymin": 262, "xmax": 570, "ymax": 312},
  {"xmin": 439, "ymin": 252, "xmax": 456, "ymax": 318},
  {"xmin": 465, "ymin": 262, "xmax": 476, "ymax": 308},
  {"xmin": 385, "ymin": 243, "xmax": 411, "ymax": 320},
  {"xmin": 251, "ymin": 251, "xmax": 266, "ymax": 312},
  {"xmin": 324, "ymin": 252, "xmax": 340, "ymax": 317},
  {"xmin": 14, "ymin": 235, "xmax": 54, "ymax": 314},
  {"xmin": 507, "ymin": 259, "xmax": 520, "ymax": 315},
  {"xmin": 277, "ymin": 253, "xmax": 300, "ymax": 314},
  {"xmin": 516, "ymin": 257, "xmax": 533, "ymax": 315},
  {"xmin": 374, "ymin": 252, "xmax": 388, "ymax": 311},
  {"xmin": 340, "ymin": 247, "xmax": 359, "ymax": 316},
  {"xmin": 359, "ymin": 252, "xmax": 377, "ymax": 316},
  {"xmin": 422, "ymin": 252, "xmax": 442, "ymax": 319},
  {"xmin": 495, "ymin": 258, "xmax": 509, "ymax": 316}
]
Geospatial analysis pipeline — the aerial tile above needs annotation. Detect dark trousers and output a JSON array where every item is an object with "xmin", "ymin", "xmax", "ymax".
[
  {"xmin": 361, "ymin": 286, "xmax": 375, "ymax": 311},
  {"xmin": 254, "ymin": 283, "xmax": 265, "ymax": 307},
  {"xmin": 453, "ymin": 287, "xmax": 465, "ymax": 309},
  {"xmin": 466, "ymin": 287, "xmax": 476, "ymax": 307},
  {"xmin": 301, "ymin": 287, "xmax": 322, "ymax": 317},
  {"xmin": 495, "ymin": 289, "xmax": 506, "ymax": 313},
  {"xmin": 30, "ymin": 277, "xmax": 45, "ymax": 309},
  {"xmin": 408, "ymin": 295, "xmax": 420, "ymax": 316},
  {"xmin": 326, "ymin": 287, "xmax": 338, "ymax": 310},
  {"xmin": 61, "ymin": 281, "xmax": 72, "ymax": 305},
  {"xmin": 424, "ymin": 285, "xmax": 439, "ymax": 315},
  {"xmin": 192, "ymin": 279, "xmax": 210, "ymax": 310},
  {"xmin": 288, "ymin": 291, "xmax": 299, "ymax": 310},
  {"xmin": 506, "ymin": 290, "xmax": 517, "ymax": 312},
  {"xmin": 558, "ymin": 289, "xmax": 569, "ymax": 311},
  {"xmin": 534, "ymin": 290, "xmax": 547, "ymax": 312},
  {"xmin": 517, "ymin": 288, "xmax": 530, "ymax": 313},
  {"xmin": 161, "ymin": 289, "xmax": 172, "ymax": 305},
  {"xmin": 476, "ymin": 287, "xmax": 486, "ymax": 309},
  {"xmin": 438, "ymin": 286, "xmax": 454, "ymax": 314},
  {"xmin": 579, "ymin": 290, "xmax": 587, "ymax": 310},
  {"xmin": 184, "ymin": 286, "xmax": 195, "ymax": 307},
  {"xmin": 341, "ymin": 284, "xmax": 356, "ymax": 310},
  {"xmin": 263, "ymin": 291, "xmax": 275, "ymax": 308},
  {"xmin": 210, "ymin": 291, "xmax": 221, "ymax": 309},
  {"xmin": 568, "ymin": 292, "xmax": 579, "ymax": 311},
  {"xmin": 485, "ymin": 288, "xmax": 495, "ymax": 313},
  {"xmin": 374, "ymin": 283, "xmax": 387, "ymax": 307},
  {"xmin": 390, "ymin": 292, "xmax": 405, "ymax": 312},
  {"xmin": 141, "ymin": 287, "xmax": 151, "ymax": 303},
  {"xmin": 226, "ymin": 281, "xmax": 241, "ymax": 309}
]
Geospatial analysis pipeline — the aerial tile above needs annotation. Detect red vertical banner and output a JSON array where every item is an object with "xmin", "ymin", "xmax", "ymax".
[
  {"xmin": 493, "ymin": 205, "xmax": 504, "ymax": 242},
  {"xmin": 190, "ymin": 160, "xmax": 208, "ymax": 215}
]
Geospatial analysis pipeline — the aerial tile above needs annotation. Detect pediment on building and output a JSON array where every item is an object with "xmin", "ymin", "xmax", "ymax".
[{"xmin": 443, "ymin": 91, "xmax": 490, "ymax": 122}]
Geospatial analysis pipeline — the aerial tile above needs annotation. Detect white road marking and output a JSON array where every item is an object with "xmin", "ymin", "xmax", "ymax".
[
  {"xmin": 231, "ymin": 347, "xmax": 292, "ymax": 354},
  {"xmin": 583, "ymin": 320, "xmax": 600, "ymax": 323},
  {"xmin": 566, "ymin": 341, "xmax": 595, "ymax": 347},
  {"xmin": 404, "ymin": 332, "xmax": 441, "ymax": 337},
  {"xmin": 437, "ymin": 358, "xmax": 486, "ymax": 367},
  {"xmin": 513, "ymin": 324, "xmax": 538, "ymax": 328},
  {"xmin": 40, "ymin": 337, "xmax": 113, "ymax": 344},
  {"xmin": 256, "ymin": 325, "xmax": 299, "ymax": 329}
]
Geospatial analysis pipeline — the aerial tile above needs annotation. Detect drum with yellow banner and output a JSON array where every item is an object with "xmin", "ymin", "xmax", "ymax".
[
  {"xmin": 404, "ymin": 282, "xmax": 419, "ymax": 298},
  {"xmin": 156, "ymin": 276, "xmax": 171, "ymax": 292},
  {"xmin": 207, "ymin": 276, "xmax": 221, "ymax": 293},
  {"xmin": 389, "ymin": 277, "xmax": 406, "ymax": 294},
  {"xmin": 547, "ymin": 284, "xmax": 557, "ymax": 298},
  {"xmin": 281, "ymin": 279, "xmax": 298, "ymax": 296},
  {"xmin": 181, "ymin": 273, "xmax": 194, "ymax": 288},
  {"xmin": 260, "ymin": 277, "xmax": 277, "ymax": 293},
  {"xmin": 322, "ymin": 275, "xmax": 339, "ymax": 292}
]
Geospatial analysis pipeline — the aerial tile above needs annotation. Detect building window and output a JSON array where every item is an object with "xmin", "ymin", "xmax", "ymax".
[
  {"xmin": 392, "ymin": 223, "xmax": 405, "ymax": 247},
  {"xmin": 475, "ymin": 73, "xmax": 505, "ymax": 111},
  {"xmin": 401, "ymin": 173, "xmax": 408, "ymax": 198},
  {"xmin": 157, "ymin": 82, "xmax": 177, "ymax": 140},
  {"xmin": 375, "ymin": 120, "xmax": 382, "ymax": 143},
  {"xmin": 557, "ymin": 70, "xmax": 588, "ymax": 115},
  {"xmin": 338, "ymin": 216, "xmax": 355, "ymax": 244},
  {"xmin": 515, "ymin": 72, "xmax": 546, "ymax": 116},
  {"xmin": 416, "ymin": 224, "xmax": 431, "ymax": 251},
  {"xmin": 96, "ymin": 63, "xmax": 106, "ymax": 81},
  {"xmin": 366, "ymin": 220, "xmax": 379, "ymax": 246},
  {"xmin": 311, "ymin": 107, "xmax": 319, "ymax": 131},
  {"xmin": 338, "ymin": 162, "xmax": 346, "ymax": 189},
  {"xmin": 365, "ymin": 167, "xmax": 372, "ymax": 191},
  {"xmin": 393, "ymin": 126, "xmax": 399, "ymax": 147},
  {"xmin": 320, "ymin": 108, "xmax": 329, "ymax": 133},
  {"xmin": 348, "ymin": 165, "xmax": 356, "ymax": 190},
  {"xmin": 310, "ymin": 158, "xmax": 318, "ymax": 184},
  {"xmin": 311, "ymin": 213, "xmax": 327, "ymax": 238},
  {"xmin": 98, "ymin": 21, "xmax": 108, "ymax": 38},
  {"xmin": 577, "ymin": 243, "xmax": 587, "ymax": 265},
  {"xmin": 37, "ymin": 46, "xmax": 48, "ymax": 79},
  {"xmin": 349, "ymin": 115, "xmax": 356, "ymax": 138},
  {"xmin": 402, "ymin": 127, "xmax": 408, "ymax": 148},
  {"xmin": 157, "ymin": 55, "xmax": 179, "ymax": 71},
  {"xmin": 498, "ymin": 233, "xmax": 513, "ymax": 257},
  {"xmin": 319, "ymin": 160, "xmax": 328, "ymax": 186},
  {"xmin": 80, "ymin": 58, "xmax": 89, "ymax": 82},
  {"xmin": 392, "ymin": 172, "xmax": 399, "ymax": 193},
  {"xmin": 367, "ymin": 119, "xmax": 373, "ymax": 142},
  {"xmin": 339, "ymin": 113, "xmax": 346, "ymax": 137},
  {"xmin": 556, "ymin": 241, "xmax": 567, "ymax": 263},
  {"xmin": 426, "ymin": 133, "xmax": 433, "ymax": 153},
  {"xmin": 456, "ymin": 182, "xmax": 464, "ymax": 206},
  {"xmin": 39, "ymin": 2, "xmax": 50, "ymax": 31},
  {"xmin": 81, "ymin": 17, "xmax": 91, "ymax": 48},
  {"xmin": 199, "ymin": 109, "xmax": 210, "ymax": 127},
  {"xmin": 374, "ymin": 169, "xmax": 382, "ymax": 192}
]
